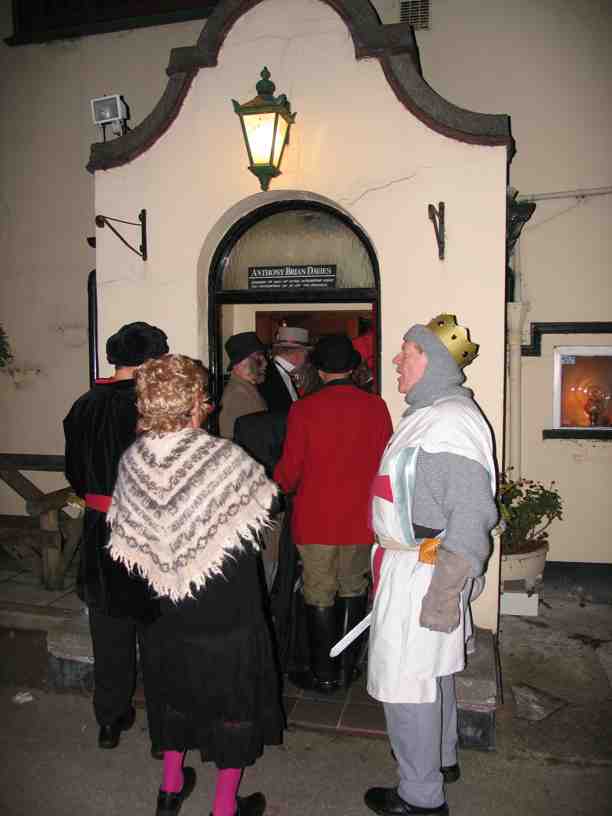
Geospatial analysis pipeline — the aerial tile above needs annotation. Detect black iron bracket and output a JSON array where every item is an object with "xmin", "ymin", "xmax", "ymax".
[
  {"xmin": 95, "ymin": 208, "xmax": 147, "ymax": 261},
  {"xmin": 428, "ymin": 202, "xmax": 445, "ymax": 260}
]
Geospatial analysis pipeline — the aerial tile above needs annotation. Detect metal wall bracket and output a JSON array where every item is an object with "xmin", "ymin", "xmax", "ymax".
[
  {"xmin": 428, "ymin": 201, "xmax": 445, "ymax": 260},
  {"xmin": 95, "ymin": 208, "xmax": 147, "ymax": 261}
]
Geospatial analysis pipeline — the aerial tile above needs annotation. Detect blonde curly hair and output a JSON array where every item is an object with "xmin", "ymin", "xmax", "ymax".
[{"xmin": 135, "ymin": 354, "xmax": 208, "ymax": 434}]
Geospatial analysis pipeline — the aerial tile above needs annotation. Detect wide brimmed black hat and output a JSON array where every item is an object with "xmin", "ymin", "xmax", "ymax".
[
  {"xmin": 225, "ymin": 332, "xmax": 267, "ymax": 370},
  {"xmin": 106, "ymin": 322, "xmax": 169, "ymax": 367},
  {"xmin": 311, "ymin": 334, "xmax": 361, "ymax": 373}
]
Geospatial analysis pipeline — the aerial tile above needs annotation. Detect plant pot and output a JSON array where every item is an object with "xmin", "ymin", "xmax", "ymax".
[{"xmin": 501, "ymin": 544, "xmax": 549, "ymax": 592}]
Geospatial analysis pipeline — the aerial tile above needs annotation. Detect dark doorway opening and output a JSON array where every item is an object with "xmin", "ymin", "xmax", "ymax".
[{"xmin": 208, "ymin": 199, "xmax": 381, "ymax": 425}]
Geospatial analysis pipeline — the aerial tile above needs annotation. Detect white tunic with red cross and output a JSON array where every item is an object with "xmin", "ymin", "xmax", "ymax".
[{"xmin": 367, "ymin": 396, "xmax": 496, "ymax": 704}]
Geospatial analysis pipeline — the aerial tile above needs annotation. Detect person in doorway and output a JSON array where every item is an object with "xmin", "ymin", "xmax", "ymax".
[
  {"xmin": 274, "ymin": 334, "xmax": 393, "ymax": 692},
  {"xmin": 219, "ymin": 332, "xmax": 268, "ymax": 439},
  {"xmin": 364, "ymin": 314, "xmax": 498, "ymax": 816},
  {"xmin": 219, "ymin": 331, "xmax": 281, "ymax": 590},
  {"xmin": 62, "ymin": 321, "xmax": 169, "ymax": 756},
  {"xmin": 352, "ymin": 321, "xmax": 376, "ymax": 392},
  {"xmin": 258, "ymin": 325, "xmax": 312, "ymax": 411},
  {"xmin": 107, "ymin": 354, "xmax": 282, "ymax": 816}
]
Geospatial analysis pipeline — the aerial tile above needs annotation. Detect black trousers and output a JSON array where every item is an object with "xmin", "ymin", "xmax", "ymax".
[{"xmin": 88, "ymin": 608, "xmax": 161, "ymax": 748}]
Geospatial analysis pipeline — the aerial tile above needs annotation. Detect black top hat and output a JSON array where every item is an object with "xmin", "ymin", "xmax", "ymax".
[
  {"xmin": 311, "ymin": 334, "xmax": 361, "ymax": 374},
  {"xmin": 106, "ymin": 322, "xmax": 169, "ymax": 367},
  {"xmin": 225, "ymin": 332, "xmax": 267, "ymax": 370}
]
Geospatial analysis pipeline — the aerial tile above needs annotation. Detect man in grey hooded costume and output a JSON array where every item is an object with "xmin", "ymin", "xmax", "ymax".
[{"xmin": 364, "ymin": 315, "xmax": 498, "ymax": 816}]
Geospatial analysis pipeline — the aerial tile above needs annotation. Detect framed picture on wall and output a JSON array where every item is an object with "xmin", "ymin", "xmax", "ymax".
[{"xmin": 552, "ymin": 346, "xmax": 612, "ymax": 430}]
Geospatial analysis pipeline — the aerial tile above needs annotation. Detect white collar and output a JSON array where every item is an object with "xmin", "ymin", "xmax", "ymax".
[{"xmin": 275, "ymin": 356, "xmax": 296, "ymax": 373}]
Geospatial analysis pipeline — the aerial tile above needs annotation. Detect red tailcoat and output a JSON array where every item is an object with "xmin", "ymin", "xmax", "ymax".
[{"xmin": 274, "ymin": 380, "xmax": 393, "ymax": 546}]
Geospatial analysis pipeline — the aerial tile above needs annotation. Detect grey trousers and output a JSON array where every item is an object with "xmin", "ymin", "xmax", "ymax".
[{"xmin": 383, "ymin": 674, "xmax": 457, "ymax": 808}]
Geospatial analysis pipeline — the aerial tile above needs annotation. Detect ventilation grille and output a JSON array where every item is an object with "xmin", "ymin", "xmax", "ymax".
[{"xmin": 400, "ymin": 0, "xmax": 430, "ymax": 30}]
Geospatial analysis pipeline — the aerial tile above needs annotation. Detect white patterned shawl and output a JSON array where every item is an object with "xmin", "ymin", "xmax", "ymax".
[{"xmin": 106, "ymin": 428, "xmax": 278, "ymax": 602}]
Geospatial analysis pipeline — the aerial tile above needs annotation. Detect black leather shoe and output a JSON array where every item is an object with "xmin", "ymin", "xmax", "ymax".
[
  {"xmin": 288, "ymin": 668, "xmax": 319, "ymax": 691},
  {"xmin": 288, "ymin": 669, "xmax": 339, "ymax": 694},
  {"xmin": 98, "ymin": 705, "xmax": 136, "ymax": 749},
  {"xmin": 237, "ymin": 792, "xmax": 266, "ymax": 815},
  {"xmin": 156, "ymin": 767, "xmax": 196, "ymax": 816},
  {"xmin": 364, "ymin": 787, "xmax": 448, "ymax": 815},
  {"xmin": 441, "ymin": 763, "xmax": 460, "ymax": 784},
  {"xmin": 208, "ymin": 791, "xmax": 266, "ymax": 816}
]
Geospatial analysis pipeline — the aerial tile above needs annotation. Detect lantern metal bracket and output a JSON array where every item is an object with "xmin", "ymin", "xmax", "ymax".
[
  {"xmin": 428, "ymin": 202, "xmax": 445, "ymax": 260},
  {"xmin": 95, "ymin": 208, "xmax": 147, "ymax": 261}
]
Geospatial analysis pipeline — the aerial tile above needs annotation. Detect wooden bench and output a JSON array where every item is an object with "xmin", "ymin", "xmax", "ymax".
[{"xmin": 0, "ymin": 454, "xmax": 81, "ymax": 590}]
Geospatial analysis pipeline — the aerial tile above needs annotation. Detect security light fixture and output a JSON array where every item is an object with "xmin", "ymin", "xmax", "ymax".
[
  {"xmin": 91, "ymin": 94, "xmax": 129, "ymax": 140},
  {"xmin": 232, "ymin": 67, "xmax": 296, "ymax": 191}
]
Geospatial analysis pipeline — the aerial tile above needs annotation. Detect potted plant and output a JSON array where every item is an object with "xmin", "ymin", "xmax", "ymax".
[
  {"xmin": 0, "ymin": 324, "xmax": 12, "ymax": 369},
  {"xmin": 498, "ymin": 471, "xmax": 563, "ymax": 590}
]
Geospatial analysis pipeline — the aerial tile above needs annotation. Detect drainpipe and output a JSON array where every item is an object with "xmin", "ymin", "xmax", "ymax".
[
  {"xmin": 506, "ymin": 301, "xmax": 529, "ymax": 478},
  {"xmin": 506, "ymin": 184, "xmax": 612, "ymax": 474},
  {"xmin": 518, "ymin": 185, "xmax": 612, "ymax": 203}
]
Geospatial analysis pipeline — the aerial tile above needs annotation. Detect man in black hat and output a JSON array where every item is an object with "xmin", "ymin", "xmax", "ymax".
[
  {"xmin": 63, "ymin": 321, "xmax": 168, "ymax": 755},
  {"xmin": 219, "ymin": 331, "xmax": 268, "ymax": 439},
  {"xmin": 258, "ymin": 325, "xmax": 313, "ymax": 411},
  {"xmin": 274, "ymin": 334, "xmax": 393, "ymax": 692}
]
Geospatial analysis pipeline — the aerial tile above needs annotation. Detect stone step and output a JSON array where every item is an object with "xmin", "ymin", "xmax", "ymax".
[{"xmin": 1, "ymin": 602, "xmax": 499, "ymax": 749}]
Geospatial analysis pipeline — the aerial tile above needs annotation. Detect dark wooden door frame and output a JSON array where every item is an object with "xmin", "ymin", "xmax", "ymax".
[{"xmin": 207, "ymin": 199, "xmax": 381, "ymax": 418}]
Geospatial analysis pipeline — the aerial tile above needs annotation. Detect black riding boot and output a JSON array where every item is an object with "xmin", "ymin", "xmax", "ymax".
[
  {"xmin": 305, "ymin": 603, "xmax": 340, "ymax": 693},
  {"xmin": 335, "ymin": 593, "xmax": 369, "ymax": 689}
]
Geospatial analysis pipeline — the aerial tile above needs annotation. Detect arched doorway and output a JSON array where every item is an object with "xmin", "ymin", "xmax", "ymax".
[{"xmin": 207, "ymin": 199, "xmax": 381, "ymax": 413}]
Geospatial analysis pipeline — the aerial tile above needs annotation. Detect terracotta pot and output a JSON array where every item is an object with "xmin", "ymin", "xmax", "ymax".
[{"xmin": 501, "ymin": 544, "xmax": 549, "ymax": 592}]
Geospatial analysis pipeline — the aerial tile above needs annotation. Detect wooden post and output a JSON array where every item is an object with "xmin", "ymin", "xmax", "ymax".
[{"xmin": 39, "ymin": 509, "xmax": 63, "ymax": 590}]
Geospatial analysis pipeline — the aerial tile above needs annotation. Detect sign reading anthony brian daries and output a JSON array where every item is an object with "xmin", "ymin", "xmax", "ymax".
[{"xmin": 248, "ymin": 264, "xmax": 336, "ymax": 290}]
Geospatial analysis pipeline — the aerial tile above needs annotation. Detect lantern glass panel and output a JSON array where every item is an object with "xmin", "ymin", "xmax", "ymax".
[
  {"xmin": 243, "ymin": 112, "xmax": 276, "ymax": 165},
  {"xmin": 273, "ymin": 116, "xmax": 289, "ymax": 166}
]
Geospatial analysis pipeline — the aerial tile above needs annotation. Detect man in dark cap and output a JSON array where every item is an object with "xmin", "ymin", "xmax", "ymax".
[
  {"xmin": 274, "ymin": 334, "xmax": 393, "ymax": 692},
  {"xmin": 219, "ymin": 331, "xmax": 268, "ymax": 439},
  {"xmin": 63, "ymin": 321, "xmax": 168, "ymax": 755}
]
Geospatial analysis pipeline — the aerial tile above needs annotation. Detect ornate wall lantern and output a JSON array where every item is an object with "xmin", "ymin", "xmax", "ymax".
[{"xmin": 232, "ymin": 67, "xmax": 296, "ymax": 191}]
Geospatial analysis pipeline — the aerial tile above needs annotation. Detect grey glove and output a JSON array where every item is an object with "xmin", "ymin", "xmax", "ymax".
[{"xmin": 419, "ymin": 548, "xmax": 473, "ymax": 633}]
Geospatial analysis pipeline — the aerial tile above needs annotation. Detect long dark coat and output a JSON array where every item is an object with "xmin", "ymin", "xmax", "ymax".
[
  {"xmin": 258, "ymin": 360, "xmax": 295, "ymax": 413},
  {"xmin": 149, "ymin": 543, "xmax": 284, "ymax": 766},
  {"xmin": 63, "ymin": 379, "xmax": 157, "ymax": 620},
  {"xmin": 233, "ymin": 409, "xmax": 308, "ymax": 674}
]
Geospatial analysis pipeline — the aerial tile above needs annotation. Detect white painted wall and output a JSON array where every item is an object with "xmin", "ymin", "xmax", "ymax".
[
  {"xmin": 8, "ymin": 0, "xmax": 608, "ymax": 612},
  {"xmin": 415, "ymin": 0, "xmax": 612, "ymax": 562},
  {"xmin": 92, "ymin": 0, "xmax": 507, "ymax": 629},
  {"xmin": 0, "ymin": 6, "xmax": 204, "ymax": 509}
]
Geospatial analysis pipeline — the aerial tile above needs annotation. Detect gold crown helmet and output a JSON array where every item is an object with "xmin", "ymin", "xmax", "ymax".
[{"xmin": 426, "ymin": 314, "xmax": 479, "ymax": 368}]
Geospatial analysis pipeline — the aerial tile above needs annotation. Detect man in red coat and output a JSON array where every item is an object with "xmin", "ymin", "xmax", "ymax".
[{"xmin": 274, "ymin": 334, "xmax": 393, "ymax": 692}]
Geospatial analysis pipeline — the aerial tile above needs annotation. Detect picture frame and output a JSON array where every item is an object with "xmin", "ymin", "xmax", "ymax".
[{"xmin": 552, "ymin": 346, "xmax": 612, "ymax": 430}]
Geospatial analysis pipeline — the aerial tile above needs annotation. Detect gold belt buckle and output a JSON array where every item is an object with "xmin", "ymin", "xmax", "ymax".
[{"xmin": 418, "ymin": 538, "xmax": 440, "ymax": 565}]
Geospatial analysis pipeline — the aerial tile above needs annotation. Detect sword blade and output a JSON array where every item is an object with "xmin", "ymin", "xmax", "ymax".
[{"xmin": 329, "ymin": 612, "xmax": 372, "ymax": 658}]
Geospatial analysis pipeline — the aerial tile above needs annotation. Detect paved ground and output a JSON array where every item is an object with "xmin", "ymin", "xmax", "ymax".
[
  {"xmin": 1, "ymin": 682, "xmax": 611, "ymax": 816},
  {"xmin": 2, "ymin": 586, "xmax": 612, "ymax": 816}
]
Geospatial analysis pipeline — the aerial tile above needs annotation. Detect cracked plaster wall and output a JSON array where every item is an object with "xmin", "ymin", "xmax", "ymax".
[{"xmin": 94, "ymin": 0, "xmax": 507, "ymax": 432}]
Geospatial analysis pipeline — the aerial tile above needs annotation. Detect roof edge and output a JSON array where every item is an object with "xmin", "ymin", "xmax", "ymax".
[{"xmin": 87, "ymin": 0, "xmax": 513, "ymax": 173}]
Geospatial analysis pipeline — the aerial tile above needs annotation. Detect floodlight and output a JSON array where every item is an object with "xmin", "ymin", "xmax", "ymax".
[{"xmin": 90, "ymin": 95, "xmax": 129, "ymax": 139}]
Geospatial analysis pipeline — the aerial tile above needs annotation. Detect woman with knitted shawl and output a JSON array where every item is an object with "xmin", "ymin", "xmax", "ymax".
[{"xmin": 106, "ymin": 354, "xmax": 283, "ymax": 816}]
